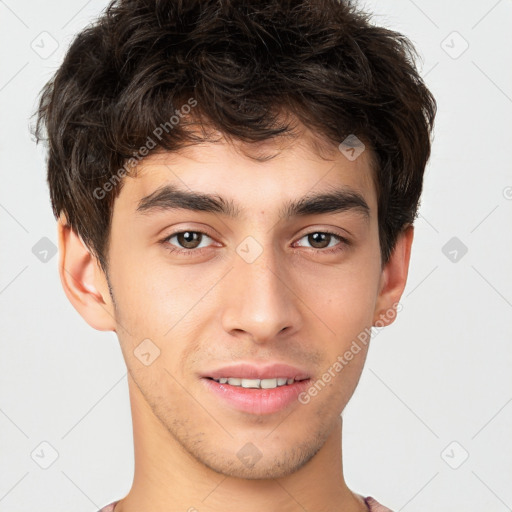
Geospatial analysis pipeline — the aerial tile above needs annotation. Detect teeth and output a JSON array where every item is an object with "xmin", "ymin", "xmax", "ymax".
[
  {"xmin": 260, "ymin": 378, "xmax": 277, "ymax": 389},
  {"xmin": 240, "ymin": 378, "xmax": 260, "ymax": 388},
  {"xmin": 213, "ymin": 377, "xmax": 301, "ymax": 389}
]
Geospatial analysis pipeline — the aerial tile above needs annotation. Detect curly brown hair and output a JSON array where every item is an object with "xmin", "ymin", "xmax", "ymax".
[{"xmin": 34, "ymin": 0, "xmax": 436, "ymax": 273}]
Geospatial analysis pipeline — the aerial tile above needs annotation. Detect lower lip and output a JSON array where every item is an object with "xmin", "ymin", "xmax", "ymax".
[{"xmin": 201, "ymin": 378, "xmax": 311, "ymax": 415}]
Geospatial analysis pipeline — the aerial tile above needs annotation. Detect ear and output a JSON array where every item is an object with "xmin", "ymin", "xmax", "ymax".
[
  {"xmin": 57, "ymin": 213, "xmax": 116, "ymax": 331},
  {"xmin": 373, "ymin": 225, "xmax": 414, "ymax": 327}
]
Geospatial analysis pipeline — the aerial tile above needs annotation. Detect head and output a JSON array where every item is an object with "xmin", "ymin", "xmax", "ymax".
[{"xmin": 35, "ymin": 0, "xmax": 435, "ymax": 480}]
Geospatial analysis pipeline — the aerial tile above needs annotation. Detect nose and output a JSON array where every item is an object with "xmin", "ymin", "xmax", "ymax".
[{"xmin": 220, "ymin": 240, "xmax": 303, "ymax": 344}]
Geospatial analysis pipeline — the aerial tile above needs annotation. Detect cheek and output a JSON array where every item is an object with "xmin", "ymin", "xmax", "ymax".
[
  {"xmin": 108, "ymin": 246, "xmax": 217, "ymax": 362},
  {"xmin": 296, "ymin": 258, "xmax": 380, "ymax": 336},
  {"xmin": 106, "ymin": 249, "xmax": 171, "ymax": 347}
]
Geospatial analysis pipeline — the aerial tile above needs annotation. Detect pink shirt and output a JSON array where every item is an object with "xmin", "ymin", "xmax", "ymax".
[{"xmin": 98, "ymin": 496, "xmax": 393, "ymax": 511}]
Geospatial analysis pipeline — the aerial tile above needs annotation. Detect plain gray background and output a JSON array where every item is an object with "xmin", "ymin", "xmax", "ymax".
[{"xmin": 1, "ymin": 0, "xmax": 511, "ymax": 510}]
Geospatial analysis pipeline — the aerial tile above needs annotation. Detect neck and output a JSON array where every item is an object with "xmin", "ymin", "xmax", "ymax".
[{"xmin": 114, "ymin": 374, "xmax": 367, "ymax": 512}]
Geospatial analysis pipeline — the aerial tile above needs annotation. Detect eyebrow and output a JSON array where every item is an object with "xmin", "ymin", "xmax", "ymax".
[{"xmin": 136, "ymin": 184, "xmax": 370, "ymax": 221}]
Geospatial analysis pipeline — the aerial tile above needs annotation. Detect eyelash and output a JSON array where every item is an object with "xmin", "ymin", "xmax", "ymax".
[{"xmin": 159, "ymin": 229, "xmax": 350, "ymax": 256}]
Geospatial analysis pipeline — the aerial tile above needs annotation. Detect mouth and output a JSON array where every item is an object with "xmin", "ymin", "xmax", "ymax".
[
  {"xmin": 206, "ymin": 376, "xmax": 308, "ymax": 389},
  {"xmin": 199, "ymin": 362, "xmax": 313, "ymax": 415},
  {"xmin": 201, "ymin": 371, "xmax": 312, "ymax": 415}
]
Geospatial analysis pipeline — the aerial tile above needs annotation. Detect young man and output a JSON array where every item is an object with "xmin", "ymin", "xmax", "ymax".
[{"xmin": 35, "ymin": 0, "xmax": 436, "ymax": 510}]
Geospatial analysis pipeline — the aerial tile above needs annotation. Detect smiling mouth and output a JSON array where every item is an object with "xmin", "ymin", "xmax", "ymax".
[
  {"xmin": 202, "ymin": 374, "xmax": 312, "ymax": 415},
  {"xmin": 206, "ymin": 377, "xmax": 309, "ymax": 389}
]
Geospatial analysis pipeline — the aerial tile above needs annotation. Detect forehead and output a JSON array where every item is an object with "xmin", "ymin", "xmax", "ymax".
[{"xmin": 118, "ymin": 128, "xmax": 377, "ymax": 217}]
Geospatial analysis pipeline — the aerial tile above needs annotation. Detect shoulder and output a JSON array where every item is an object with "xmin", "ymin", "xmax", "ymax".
[
  {"xmin": 97, "ymin": 498, "xmax": 393, "ymax": 511},
  {"xmin": 364, "ymin": 496, "xmax": 394, "ymax": 512},
  {"xmin": 97, "ymin": 501, "xmax": 119, "ymax": 512}
]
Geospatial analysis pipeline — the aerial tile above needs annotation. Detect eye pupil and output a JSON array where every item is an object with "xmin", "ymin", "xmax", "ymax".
[
  {"xmin": 178, "ymin": 231, "xmax": 201, "ymax": 249},
  {"xmin": 309, "ymin": 232, "xmax": 329, "ymax": 249}
]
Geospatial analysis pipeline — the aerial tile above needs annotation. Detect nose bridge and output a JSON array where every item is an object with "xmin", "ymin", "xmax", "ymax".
[{"xmin": 221, "ymin": 234, "xmax": 300, "ymax": 341}]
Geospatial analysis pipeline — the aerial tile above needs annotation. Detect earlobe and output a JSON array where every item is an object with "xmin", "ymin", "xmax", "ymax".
[
  {"xmin": 373, "ymin": 225, "xmax": 414, "ymax": 327},
  {"xmin": 57, "ymin": 215, "xmax": 116, "ymax": 332}
]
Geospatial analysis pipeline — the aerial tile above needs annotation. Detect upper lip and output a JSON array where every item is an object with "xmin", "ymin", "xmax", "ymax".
[{"xmin": 201, "ymin": 363, "xmax": 310, "ymax": 381}]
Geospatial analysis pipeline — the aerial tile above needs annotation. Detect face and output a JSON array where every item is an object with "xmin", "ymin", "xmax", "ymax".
[{"xmin": 95, "ymin": 128, "xmax": 393, "ymax": 479}]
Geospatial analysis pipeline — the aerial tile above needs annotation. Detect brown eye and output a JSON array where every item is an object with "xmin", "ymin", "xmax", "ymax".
[
  {"xmin": 176, "ymin": 231, "xmax": 203, "ymax": 249},
  {"xmin": 301, "ymin": 231, "xmax": 343, "ymax": 249},
  {"xmin": 307, "ymin": 232, "xmax": 333, "ymax": 249},
  {"xmin": 163, "ymin": 230, "xmax": 215, "ymax": 253},
  {"xmin": 296, "ymin": 231, "xmax": 345, "ymax": 251}
]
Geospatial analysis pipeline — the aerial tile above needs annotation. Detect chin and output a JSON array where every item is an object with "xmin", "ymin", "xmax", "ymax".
[{"xmin": 196, "ymin": 437, "xmax": 324, "ymax": 480}]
